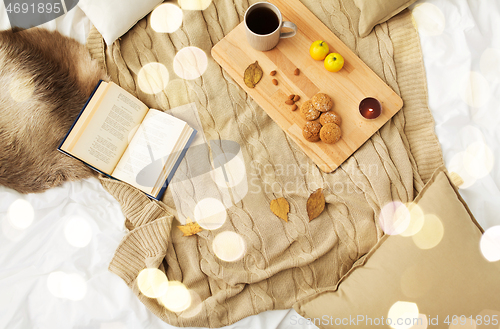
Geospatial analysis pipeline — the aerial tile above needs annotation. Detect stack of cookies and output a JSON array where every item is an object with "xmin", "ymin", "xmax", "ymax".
[{"xmin": 301, "ymin": 93, "xmax": 342, "ymax": 144}]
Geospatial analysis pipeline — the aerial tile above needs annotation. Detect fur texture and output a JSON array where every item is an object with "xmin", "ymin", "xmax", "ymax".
[{"xmin": 0, "ymin": 28, "xmax": 108, "ymax": 193}]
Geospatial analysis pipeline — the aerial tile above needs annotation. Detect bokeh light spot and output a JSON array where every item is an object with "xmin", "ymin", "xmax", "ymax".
[
  {"xmin": 8, "ymin": 198, "xmax": 34, "ymax": 230},
  {"xmin": 9, "ymin": 74, "xmax": 35, "ymax": 102},
  {"xmin": 159, "ymin": 281, "xmax": 191, "ymax": 312},
  {"xmin": 460, "ymin": 71, "xmax": 491, "ymax": 108},
  {"xmin": 137, "ymin": 268, "xmax": 169, "ymax": 298},
  {"xmin": 448, "ymin": 172, "xmax": 464, "ymax": 188},
  {"xmin": 412, "ymin": 214, "xmax": 444, "ymax": 249},
  {"xmin": 480, "ymin": 48, "xmax": 500, "ymax": 82},
  {"xmin": 411, "ymin": 3, "xmax": 445, "ymax": 36},
  {"xmin": 448, "ymin": 152, "xmax": 477, "ymax": 189},
  {"xmin": 137, "ymin": 62, "xmax": 170, "ymax": 94},
  {"xmin": 62, "ymin": 273, "xmax": 88, "ymax": 301},
  {"xmin": 47, "ymin": 271, "xmax": 87, "ymax": 301},
  {"xmin": 388, "ymin": 301, "xmax": 420, "ymax": 329},
  {"xmin": 178, "ymin": 0, "xmax": 212, "ymax": 10},
  {"xmin": 179, "ymin": 290, "xmax": 203, "ymax": 319},
  {"xmin": 47, "ymin": 271, "xmax": 67, "ymax": 298},
  {"xmin": 479, "ymin": 310, "xmax": 500, "ymax": 327},
  {"xmin": 211, "ymin": 153, "xmax": 246, "ymax": 188},
  {"xmin": 194, "ymin": 198, "xmax": 226, "ymax": 230},
  {"xmin": 173, "ymin": 47, "xmax": 208, "ymax": 80},
  {"xmin": 412, "ymin": 314, "xmax": 428, "ymax": 329},
  {"xmin": 480, "ymin": 225, "xmax": 500, "ymax": 262},
  {"xmin": 212, "ymin": 231, "xmax": 246, "ymax": 262},
  {"xmin": 64, "ymin": 216, "xmax": 92, "ymax": 248},
  {"xmin": 463, "ymin": 142, "xmax": 494, "ymax": 179},
  {"xmin": 400, "ymin": 202, "xmax": 425, "ymax": 237},
  {"xmin": 1, "ymin": 214, "xmax": 25, "ymax": 241},
  {"xmin": 151, "ymin": 3, "xmax": 183, "ymax": 33},
  {"xmin": 379, "ymin": 201, "xmax": 410, "ymax": 235}
]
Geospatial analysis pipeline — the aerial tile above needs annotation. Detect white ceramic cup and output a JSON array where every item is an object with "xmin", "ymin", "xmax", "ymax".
[{"xmin": 244, "ymin": 2, "xmax": 297, "ymax": 51}]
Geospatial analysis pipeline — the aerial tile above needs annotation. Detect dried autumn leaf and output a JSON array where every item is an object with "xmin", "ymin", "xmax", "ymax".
[
  {"xmin": 177, "ymin": 217, "xmax": 203, "ymax": 237},
  {"xmin": 244, "ymin": 61, "xmax": 263, "ymax": 88},
  {"xmin": 306, "ymin": 188, "xmax": 325, "ymax": 221},
  {"xmin": 270, "ymin": 197, "xmax": 290, "ymax": 222}
]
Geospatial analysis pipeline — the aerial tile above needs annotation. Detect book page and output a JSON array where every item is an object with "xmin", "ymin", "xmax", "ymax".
[
  {"xmin": 61, "ymin": 82, "xmax": 149, "ymax": 174},
  {"xmin": 112, "ymin": 109, "xmax": 190, "ymax": 195},
  {"xmin": 149, "ymin": 125, "xmax": 193, "ymax": 196},
  {"xmin": 60, "ymin": 81, "xmax": 108, "ymax": 151}
]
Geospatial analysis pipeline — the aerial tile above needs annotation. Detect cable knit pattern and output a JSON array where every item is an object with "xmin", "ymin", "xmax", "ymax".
[{"xmin": 87, "ymin": 0, "xmax": 445, "ymax": 327}]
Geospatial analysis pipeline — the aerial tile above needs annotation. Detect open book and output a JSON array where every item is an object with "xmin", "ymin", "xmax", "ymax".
[{"xmin": 59, "ymin": 81, "xmax": 196, "ymax": 200}]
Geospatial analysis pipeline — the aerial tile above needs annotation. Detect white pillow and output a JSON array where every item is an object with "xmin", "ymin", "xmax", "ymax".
[{"xmin": 78, "ymin": 0, "xmax": 163, "ymax": 45}]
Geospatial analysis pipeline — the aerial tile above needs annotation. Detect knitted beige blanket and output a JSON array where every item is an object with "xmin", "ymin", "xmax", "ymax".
[{"xmin": 87, "ymin": 0, "xmax": 443, "ymax": 327}]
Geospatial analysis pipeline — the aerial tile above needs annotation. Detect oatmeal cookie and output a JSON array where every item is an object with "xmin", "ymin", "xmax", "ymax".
[
  {"xmin": 300, "ymin": 100, "xmax": 320, "ymax": 121},
  {"xmin": 319, "ymin": 123, "xmax": 341, "ymax": 144},
  {"xmin": 311, "ymin": 93, "xmax": 333, "ymax": 112},
  {"xmin": 319, "ymin": 111, "xmax": 342, "ymax": 126},
  {"xmin": 302, "ymin": 121, "xmax": 322, "ymax": 142}
]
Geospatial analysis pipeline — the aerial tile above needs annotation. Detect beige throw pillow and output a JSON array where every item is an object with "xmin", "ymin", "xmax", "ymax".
[
  {"xmin": 353, "ymin": 0, "xmax": 418, "ymax": 37},
  {"xmin": 294, "ymin": 167, "xmax": 500, "ymax": 328}
]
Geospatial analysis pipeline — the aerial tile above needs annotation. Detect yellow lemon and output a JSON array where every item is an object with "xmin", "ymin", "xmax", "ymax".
[
  {"xmin": 309, "ymin": 40, "xmax": 329, "ymax": 61},
  {"xmin": 324, "ymin": 53, "xmax": 344, "ymax": 72}
]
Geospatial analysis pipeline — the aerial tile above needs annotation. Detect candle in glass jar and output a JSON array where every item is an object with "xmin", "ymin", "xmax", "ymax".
[{"xmin": 359, "ymin": 97, "xmax": 382, "ymax": 119}]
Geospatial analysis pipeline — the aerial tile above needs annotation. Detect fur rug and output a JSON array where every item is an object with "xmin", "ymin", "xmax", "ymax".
[{"xmin": 0, "ymin": 28, "xmax": 107, "ymax": 193}]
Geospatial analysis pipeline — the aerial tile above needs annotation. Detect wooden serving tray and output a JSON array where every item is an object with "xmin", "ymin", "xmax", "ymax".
[{"xmin": 211, "ymin": 0, "xmax": 403, "ymax": 172}]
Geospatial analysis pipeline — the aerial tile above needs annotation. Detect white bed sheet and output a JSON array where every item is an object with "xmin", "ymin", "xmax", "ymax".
[
  {"xmin": 410, "ymin": 0, "xmax": 500, "ymax": 232},
  {"xmin": 1, "ymin": 1, "xmax": 499, "ymax": 328}
]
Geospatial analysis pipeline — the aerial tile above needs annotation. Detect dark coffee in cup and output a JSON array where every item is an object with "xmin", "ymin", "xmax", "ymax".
[
  {"xmin": 244, "ymin": 2, "xmax": 297, "ymax": 51},
  {"xmin": 246, "ymin": 7, "xmax": 280, "ymax": 35}
]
